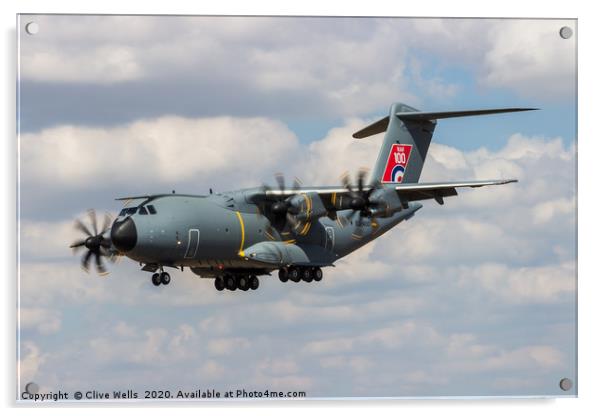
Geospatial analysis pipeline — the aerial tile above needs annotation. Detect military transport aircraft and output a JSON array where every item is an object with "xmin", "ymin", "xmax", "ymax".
[{"xmin": 70, "ymin": 103, "xmax": 534, "ymax": 292}]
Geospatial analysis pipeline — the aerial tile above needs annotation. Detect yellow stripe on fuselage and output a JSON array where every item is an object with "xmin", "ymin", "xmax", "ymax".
[{"xmin": 235, "ymin": 211, "xmax": 245, "ymax": 257}]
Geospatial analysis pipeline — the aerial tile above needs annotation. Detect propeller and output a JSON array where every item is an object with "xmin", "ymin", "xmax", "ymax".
[
  {"xmin": 69, "ymin": 209, "xmax": 115, "ymax": 275},
  {"xmin": 261, "ymin": 173, "xmax": 305, "ymax": 235},
  {"xmin": 338, "ymin": 170, "xmax": 381, "ymax": 239}
]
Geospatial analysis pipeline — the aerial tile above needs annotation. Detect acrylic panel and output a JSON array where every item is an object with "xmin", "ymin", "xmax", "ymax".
[{"xmin": 17, "ymin": 15, "xmax": 577, "ymax": 401}]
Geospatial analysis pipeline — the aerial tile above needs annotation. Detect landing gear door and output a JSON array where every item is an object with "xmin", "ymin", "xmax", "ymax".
[
  {"xmin": 324, "ymin": 226, "xmax": 335, "ymax": 251},
  {"xmin": 185, "ymin": 229, "xmax": 200, "ymax": 258}
]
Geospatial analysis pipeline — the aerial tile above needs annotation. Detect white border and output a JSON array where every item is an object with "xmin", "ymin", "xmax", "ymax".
[{"xmin": 3, "ymin": 1, "xmax": 599, "ymax": 415}]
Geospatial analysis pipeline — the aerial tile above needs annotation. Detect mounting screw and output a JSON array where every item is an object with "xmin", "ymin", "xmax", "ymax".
[
  {"xmin": 559, "ymin": 377, "xmax": 573, "ymax": 391},
  {"xmin": 25, "ymin": 22, "xmax": 39, "ymax": 35},
  {"xmin": 25, "ymin": 382, "xmax": 39, "ymax": 394},
  {"xmin": 559, "ymin": 26, "xmax": 573, "ymax": 39}
]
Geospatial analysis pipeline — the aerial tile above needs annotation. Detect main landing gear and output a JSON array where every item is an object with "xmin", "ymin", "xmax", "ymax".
[
  {"xmin": 278, "ymin": 267, "xmax": 323, "ymax": 283},
  {"xmin": 214, "ymin": 275, "xmax": 259, "ymax": 292},
  {"xmin": 151, "ymin": 271, "xmax": 171, "ymax": 286}
]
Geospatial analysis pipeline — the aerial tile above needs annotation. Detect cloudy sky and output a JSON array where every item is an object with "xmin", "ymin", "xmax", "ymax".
[{"xmin": 17, "ymin": 15, "xmax": 576, "ymax": 399}]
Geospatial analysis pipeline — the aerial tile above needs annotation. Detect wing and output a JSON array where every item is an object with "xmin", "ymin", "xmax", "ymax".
[
  {"xmin": 391, "ymin": 179, "xmax": 517, "ymax": 204},
  {"xmin": 260, "ymin": 179, "xmax": 517, "ymax": 211}
]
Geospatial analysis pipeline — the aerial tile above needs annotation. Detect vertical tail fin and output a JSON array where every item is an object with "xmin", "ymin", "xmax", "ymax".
[
  {"xmin": 352, "ymin": 103, "xmax": 537, "ymax": 184},
  {"xmin": 364, "ymin": 103, "xmax": 436, "ymax": 184}
]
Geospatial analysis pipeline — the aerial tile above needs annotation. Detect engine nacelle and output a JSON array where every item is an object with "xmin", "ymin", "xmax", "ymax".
[
  {"xmin": 287, "ymin": 192, "xmax": 327, "ymax": 223},
  {"xmin": 368, "ymin": 188, "xmax": 403, "ymax": 218}
]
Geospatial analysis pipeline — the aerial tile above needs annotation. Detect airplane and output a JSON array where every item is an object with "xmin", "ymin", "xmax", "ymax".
[{"xmin": 69, "ymin": 102, "xmax": 535, "ymax": 292}]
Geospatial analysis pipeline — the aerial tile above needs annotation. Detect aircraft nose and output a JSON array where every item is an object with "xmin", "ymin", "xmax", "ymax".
[{"xmin": 110, "ymin": 217, "xmax": 137, "ymax": 252}]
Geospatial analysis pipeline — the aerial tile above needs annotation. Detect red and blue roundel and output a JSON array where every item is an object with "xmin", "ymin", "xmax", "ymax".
[{"xmin": 381, "ymin": 144, "xmax": 412, "ymax": 183}]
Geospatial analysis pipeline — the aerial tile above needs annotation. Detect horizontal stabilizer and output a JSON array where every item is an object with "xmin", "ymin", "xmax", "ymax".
[{"xmin": 352, "ymin": 107, "xmax": 538, "ymax": 139}]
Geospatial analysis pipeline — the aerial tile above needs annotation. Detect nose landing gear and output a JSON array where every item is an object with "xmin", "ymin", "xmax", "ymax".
[{"xmin": 152, "ymin": 273, "xmax": 161, "ymax": 286}]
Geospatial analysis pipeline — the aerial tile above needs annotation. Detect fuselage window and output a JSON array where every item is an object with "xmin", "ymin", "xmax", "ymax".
[
  {"xmin": 147, "ymin": 205, "xmax": 157, "ymax": 215},
  {"xmin": 139, "ymin": 206, "xmax": 148, "ymax": 215}
]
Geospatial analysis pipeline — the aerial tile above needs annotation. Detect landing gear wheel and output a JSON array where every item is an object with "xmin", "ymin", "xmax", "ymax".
[
  {"xmin": 151, "ymin": 273, "xmax": 161, "ymax": 286},
  {"xmin": 313, "ymin": 267, "xmax": 323, "ymax": 282},
  {"xmin": 249, "ymin": 275, "xmax": 259, "ymax": 290},
  {"xmin": 237, "ymin": 275, "xmax": 249, "ymax": 291},
  {"xmin": 225, "ymin": 275, "xmax": 236, "ymax": 291},
  {"xmin": 289, "ymin": 267, "xmax": 301, "ymax": 283},
  {"xmin": 214, "ymin": 277, "xmax": 225, "ymax": 291},
  {"xmin": 278, "ymin": 268, "xmax": 289, "ymax": 282},
  {"xmin": 302, "ymin": 268, "xmax": 313, "ymax": 282},
  {"xmin": 160, "ymin": 272, "xmax": 171, "ymax": 285}
]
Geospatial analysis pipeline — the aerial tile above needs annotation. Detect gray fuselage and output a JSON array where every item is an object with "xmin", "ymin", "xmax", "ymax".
[{"xmin": 111, "ymin": 189, "xmax": 421, "ymax": 277}]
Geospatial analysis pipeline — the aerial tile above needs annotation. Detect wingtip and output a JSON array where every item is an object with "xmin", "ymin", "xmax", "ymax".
[{"xmin": 509, "ymin": 107, "xmax": 538, "ymax": 113}]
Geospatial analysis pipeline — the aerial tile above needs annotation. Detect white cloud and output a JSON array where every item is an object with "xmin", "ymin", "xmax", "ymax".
[
  {"xmin": 407, "ymin": 58, "xmax": 460, "ymax": 100},
  {"xmin": 480, "ymin": 345, "xmax": 564, "ymax": 372},
  {"xmin": 199, "ymin": 315, "xmax": 232, "ymax": 335},
  {"xmin": 305, "ymin": 337, "xmax": 354, "ymax": 355},
  {"xmin": 305, "ymin": 321, "xmax": 439, "ymax": 355},
  {"xmin": 198, "ymin": 360, "xmax": 225, "ymax": 380},
  {"xmin": 23, "ymin": 44, "xmax": 143, "ymax": 83},
  {"xmin": 18, "ymin": 259, "xmax": 245, "ymax": 307},
  {"xmin": 17, "ymin": 115, "xmax": 575, "ymax": 396},
  {"xmin": 21, "ymin": 16, "xmax": 576, "ymax": 126},
  {"xmin": 256, "ymin": 357, "xmax": 300, "ymax": 376},
  {"xmin": 243, "ymin": 21, "xmax": 417, "ymax": 115},
  {"xmin": 302, "ymin": 120, "xmax": 382, "ymax": 185},
  {"xmin": 18, "ymin": 342, "xmax": 46, "ymax": 388},
  {"xmin": 20, "ymin": 307, "xmax": 62, "ymax": 334},
  {"xmin": 20, "ymin": 16, "xmax": 419, "ymax": 115},
  {"xmin": 318, "ymin": 242, "xmax": 393, "ymax": 285},
  {"xmin": 20, "ymin": 219, "xmax": 84, "ymax": 259},
  {"xmin": 319, "ymin": 354, "xmax": 378, "ymax": 376},
  {"xmin": 458, "ymin": 262, "xmax": 575, "ymax": 304},
  {"xmin": 16, "ymin": 16, "xmax": 576, "ymax": 397},
  {"xmin": 207, "ymin": 337, "xmax": 251, "ymax": 356},
  {"xmin": 251, "ymin": 374, "xmax": 314, "ymax": 391},
  {"xmin": 532, "ymin": 197, "xmax": 575, "ymax": 224},
  {"xmin": 406, "ymin": 18, "xmax": 576, "ymax": 100},
  {"xmin": 113, "ymin": 321, "xmax": 137, "ymax": 338},
  {"xmin": 482, "ymin": 20, "xmax": 576, "ymax": 100},
  {"xmin": 20, "ymin": 119, "xmax": 576, "ymax": 306},
  {"xmin": 89, "ymin": 327, "xmax": 170, "ymax": 365},
  {"xmin": 20, "ymin": 116, "xmax": 299, "ymax": 189},
  {"xmin": 497, "ymin": 134, "xmax": 574, "ymax": 162},
  {"xmin": 20, "ymin": 262, "xmax": 115, "ymax": 305}
]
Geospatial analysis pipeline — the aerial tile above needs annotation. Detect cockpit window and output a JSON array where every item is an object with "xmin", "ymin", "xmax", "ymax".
[
  {"xmin": 118, "ymin": 205, "xmax": 157, "ymax": 216},
  {"xmin": 119, "ymin": 207, "xmax": 137, "ymax": 216}
]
